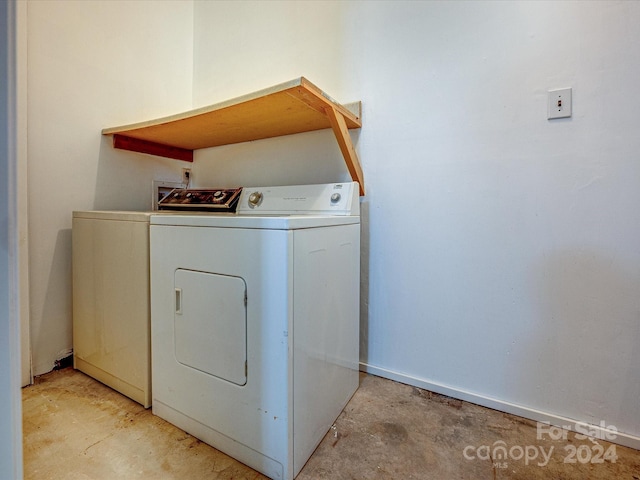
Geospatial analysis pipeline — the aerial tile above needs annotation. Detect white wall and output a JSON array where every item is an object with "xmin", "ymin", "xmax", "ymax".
[
  {"xmin": 190, "ymin": 0, "xmax": 353, "ymax": 189},
  {"xmin": 27, "ymin": 0, "xmax": 194, "ymax": 375},
  {"xmin": 1, "ymin": 0, "xmax": 24, "ymax": 476},
  {"xmin": 192, "ymin": 0, "xmax": 640, "ymax": 446}
]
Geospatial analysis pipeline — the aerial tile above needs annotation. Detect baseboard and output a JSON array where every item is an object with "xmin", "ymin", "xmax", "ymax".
[{"xmin": 359, "ymin": 362, "xmax": 640, "ymax": 451}]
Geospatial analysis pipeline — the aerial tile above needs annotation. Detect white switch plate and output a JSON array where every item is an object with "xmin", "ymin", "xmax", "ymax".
[{"xmin": 548, "ymin": 88, "xmax": 572, "ymax": 119}]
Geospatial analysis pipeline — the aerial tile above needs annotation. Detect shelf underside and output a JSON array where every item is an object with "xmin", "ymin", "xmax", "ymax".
[{"xmin": 103, "ymin": 78, "xmax": 365, "ymax": 194}]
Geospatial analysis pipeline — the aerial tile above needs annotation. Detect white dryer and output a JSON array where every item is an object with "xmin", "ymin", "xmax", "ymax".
[{"xmin": 150, "ymin": 182, "xmax": 360, "ymax": 480}]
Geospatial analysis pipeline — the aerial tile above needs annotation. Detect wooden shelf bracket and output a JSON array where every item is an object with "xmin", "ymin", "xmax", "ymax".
[{"xmin": 324, "ymin": 106, "xmax": 365, "ymax": 196}]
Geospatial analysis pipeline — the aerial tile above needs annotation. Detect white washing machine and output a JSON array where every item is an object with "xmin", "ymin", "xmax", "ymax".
[
  {"xmin": 150, "ymin": 182, "xmax": 360, "ymax": 480},
  {"xmin": 72, "ymin": 210, "xmax": 153, "ymax": 407}
]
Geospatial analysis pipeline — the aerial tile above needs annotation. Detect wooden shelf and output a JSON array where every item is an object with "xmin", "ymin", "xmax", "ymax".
[{"xmin": 102, "ymin": 77, "xmax": 365, "ymax": 195}]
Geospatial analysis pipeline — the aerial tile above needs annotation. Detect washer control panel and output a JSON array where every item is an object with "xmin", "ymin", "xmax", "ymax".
[
  {"xmin": 158, "ymin": 188, "xmax": 242, "ymax": 211},
  {"xmin": 239, "ymin": 182, "xmax": 359, "ymax": 216}
]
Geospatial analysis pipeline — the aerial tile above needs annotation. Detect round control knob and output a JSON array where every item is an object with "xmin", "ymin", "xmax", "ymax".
[
  {"xmin": 213, "ymin": 190, "xmax": 224, "ymax": 198},
  {"xmin": 330, "ymin": 193, "xmax": 341, "ymax": 203},
  {"xmin": 248, "ymin": 191, "xmax": 263, "ymax": 208}
]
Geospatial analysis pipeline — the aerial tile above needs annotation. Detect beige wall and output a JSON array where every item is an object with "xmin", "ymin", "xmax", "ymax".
[{"xmin": 26, "ymin": 0, "xmax": 194, "ymax": 375}]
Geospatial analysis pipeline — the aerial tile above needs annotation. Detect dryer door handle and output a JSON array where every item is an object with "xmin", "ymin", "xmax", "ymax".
[{"xmin": 175, "ymin": 288, "xmax": 182, "ymax": 315}]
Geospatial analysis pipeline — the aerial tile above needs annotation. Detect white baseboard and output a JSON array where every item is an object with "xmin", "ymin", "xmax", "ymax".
[{"xmin": 360, "ymin": 362, "xmax": 640, "ymax": 451}]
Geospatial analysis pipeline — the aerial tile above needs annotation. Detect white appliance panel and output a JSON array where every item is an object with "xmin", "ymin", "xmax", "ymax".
[
  {"xmin": 174, "ymin": 269, "xmax": 247, "ymax": 386},
  {"xmin": 292, "ymin": 224, "xmax": 360, "ymax": 475},
  {"xmin": 151, "ymin": 225, "xmax": 294, "ymax": 479},
  {"xmin": 72, "ymin": 212, "xmax": 152, "ymax": 408}
]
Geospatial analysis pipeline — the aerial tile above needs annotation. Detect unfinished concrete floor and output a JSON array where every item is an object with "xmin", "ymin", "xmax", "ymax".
[{"xmin": 23, "ymin": 368, "xmax": 640, "ymax": 480}]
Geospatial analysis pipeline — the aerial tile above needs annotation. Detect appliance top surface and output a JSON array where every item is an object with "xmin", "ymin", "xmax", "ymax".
[
  {"xmin": 149, "ymin": 213, "xmax": 359, "ymax": 229},
  {"xmin": 74, "ymin": 183, "xmax": 360, "ymax": 227},
  {"xmin": 73, "ymin": 210, "xmax": 154, "ymax": 222}
]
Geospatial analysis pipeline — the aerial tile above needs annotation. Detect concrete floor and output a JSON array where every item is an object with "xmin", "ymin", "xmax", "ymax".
[{"xmin": 23, "ymin": 368, "xmax": 640, "ymax": 480}]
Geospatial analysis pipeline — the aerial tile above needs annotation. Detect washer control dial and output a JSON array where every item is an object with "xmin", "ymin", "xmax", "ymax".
[
  {"xmin": 248, "ymin": 191, "xmax": 263, "ymax": 208},
  {"xmin": 330, "ymin": 193, "xmax": 341, "ymax": 203}
]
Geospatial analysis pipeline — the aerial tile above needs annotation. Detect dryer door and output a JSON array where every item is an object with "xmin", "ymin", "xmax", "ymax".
[{"xmin": 174, "ymin": 269, "xmax": 247, "ymax": 386}]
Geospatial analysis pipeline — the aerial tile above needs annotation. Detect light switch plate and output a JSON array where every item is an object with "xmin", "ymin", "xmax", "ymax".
[{"xmin": 548, "ymin": 88, "xmax": 572, "ymax": 119}]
